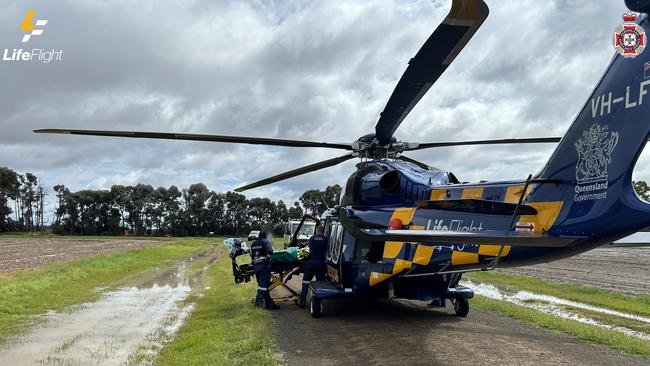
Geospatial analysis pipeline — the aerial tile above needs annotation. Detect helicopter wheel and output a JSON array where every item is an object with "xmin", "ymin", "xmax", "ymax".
[
  {"xmin": 452, "ymin": 297, "xmax": 469, "ymax": 317},
  {"xmin": 310, "ymin": 295, "xmax": 322, "ymax": 318}
]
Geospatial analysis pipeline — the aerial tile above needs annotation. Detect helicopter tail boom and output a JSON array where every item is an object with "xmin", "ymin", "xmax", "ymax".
[{"xmin": 534, "ymin": 13, "xmax": 650, "ymax": 238}]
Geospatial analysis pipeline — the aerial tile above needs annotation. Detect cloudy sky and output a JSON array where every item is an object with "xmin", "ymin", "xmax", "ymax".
[{"xmin": 0, "ymin": 0, "xmax": 645, "ymax": 216}]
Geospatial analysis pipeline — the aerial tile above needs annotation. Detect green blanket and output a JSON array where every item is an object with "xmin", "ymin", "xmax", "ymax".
[{"xmin": 271, "ymin": 247, "xmax": 308, "ymax": 263}]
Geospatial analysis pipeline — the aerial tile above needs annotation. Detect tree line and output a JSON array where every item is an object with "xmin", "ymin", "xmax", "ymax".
[
  {"xmin": 0, "ymin": 167, "xmax": 47, "ymax": 232},
  {"xmin": 0, "ymin": 166, "xmax": 341, "ymax": 236},
  {"xmin": 5, "ymin": 164, "xmax": 650, "ymax": 236}
]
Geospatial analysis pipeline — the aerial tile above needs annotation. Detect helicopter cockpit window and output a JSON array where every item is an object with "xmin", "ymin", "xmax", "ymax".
[{"xmin": 448, "ymin": 172, "xmax": 460, "ymax": 184}]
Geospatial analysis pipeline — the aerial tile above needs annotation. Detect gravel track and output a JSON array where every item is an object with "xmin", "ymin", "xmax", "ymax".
[
  {"xmin": 274, "ymin": 297, "xmax": 648, "ymax": 365},
  {"xmin": 273, "ymin": 245, "xmax": 650, "ymax": 365}
]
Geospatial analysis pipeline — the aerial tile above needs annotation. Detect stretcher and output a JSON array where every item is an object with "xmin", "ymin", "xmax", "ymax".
[
  {"xmin": 230, "ymin": 247, "xmax": 305, "ymax": 302},
  {"xmin": 267, "ymin": 262, "xmax": 304, "ymax": 302}
]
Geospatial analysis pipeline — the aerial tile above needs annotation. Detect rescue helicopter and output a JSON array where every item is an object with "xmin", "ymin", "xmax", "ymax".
[{"xmin": 35, "ymin": 0, "xmax": 650, "ymax": 318}]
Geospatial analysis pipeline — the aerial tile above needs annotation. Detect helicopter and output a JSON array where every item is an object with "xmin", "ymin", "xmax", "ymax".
[{"xmin": 35, "ymin": 0, "xmax": 650, "ymax": 318}]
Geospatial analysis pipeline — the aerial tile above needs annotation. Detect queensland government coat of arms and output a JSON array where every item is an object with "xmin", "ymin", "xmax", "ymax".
[{"xmin": 575, "ymin": 124, "xmax": 619, "ymax": 184}]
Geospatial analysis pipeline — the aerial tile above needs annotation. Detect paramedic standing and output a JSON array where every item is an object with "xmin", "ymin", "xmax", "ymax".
[
  {"xmin": 298, "ymin": 226, "xmax": 328, "ymax": 308},
  {"xmin": 251, "ymin": 231, "xmax": 280, "ymax": 310}
]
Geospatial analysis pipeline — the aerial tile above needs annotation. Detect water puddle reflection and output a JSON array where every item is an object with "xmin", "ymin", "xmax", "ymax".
[
  {"xmin": 0, "ymin": 252, "xmax": 215, "ymax": 365},
  {"xmin": 464, "ymin": 280, "xmax": 650, "ymax": 341}
]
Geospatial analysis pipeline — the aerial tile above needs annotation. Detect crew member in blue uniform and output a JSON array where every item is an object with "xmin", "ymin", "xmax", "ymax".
[
  {"xmin": 298, "ymin": 226, "xmax": 329, "ymax": 308},
  {"xmin": 250, "ymin": 230, "xmax": 280, "ymax": 310}
]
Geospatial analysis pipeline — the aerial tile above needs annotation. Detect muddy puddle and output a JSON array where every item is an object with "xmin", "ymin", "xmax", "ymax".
[
  {"xmin": 0, "ymin": 249, "xmax": 218, "ymax": 366},
  {"xmin": 463, "ymin": 280, "xmax": 650, "ymax": 341}
]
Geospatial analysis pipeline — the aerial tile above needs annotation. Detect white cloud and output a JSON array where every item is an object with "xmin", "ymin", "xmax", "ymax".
[{"xmin": 1, "ymin": 0, "xmax": 644, "ymax": 212}]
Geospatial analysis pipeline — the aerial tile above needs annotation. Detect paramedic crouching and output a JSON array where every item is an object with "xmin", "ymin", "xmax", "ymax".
[
  {"xmin": 251, "ymin": 231, "xmax": 280, "ymax": 310},
  {"xmin": 298, "ymin": 226, "xmax": 328, "ymax": 308}
]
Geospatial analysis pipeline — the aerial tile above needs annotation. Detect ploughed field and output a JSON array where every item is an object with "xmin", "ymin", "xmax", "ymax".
[
  {"xmin": 502, "ymin": 245, "xmax": 650, "ymax": 295},
  {"xmin": 0, "ymin": 237, "xmax": 164, "ymax": 273}
]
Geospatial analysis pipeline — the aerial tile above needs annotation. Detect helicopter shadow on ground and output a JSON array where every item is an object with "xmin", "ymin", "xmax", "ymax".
[
  {"xmin": 272, "ymin": 288, "xmax": 465, "ymax": 366},
  {"xmin": 316, "ymin": 296, "xmax": 462, "ymax": 321},
  {"xmin": 272, "ymin": 284, "xmax": 650, "ymax": 366}
]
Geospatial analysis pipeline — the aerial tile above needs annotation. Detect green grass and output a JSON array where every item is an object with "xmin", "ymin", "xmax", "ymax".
[
  {"xmin": 472, "ymin": 295, "xmax": 650, "ymax": 358},
  {"xmin": 155, "ymin": 255, "xmax": 278, "ymax": 366},
  {"xmin": 466, "ymin": 271, "xmax": 650, "ymax": 317},
  {"xmin": 0, "ymin": 238, "xmax": 211, "ymax": 343},
  {"xmin": 564, "ymin": 306, "xmax": 650, "ymax": 334}
]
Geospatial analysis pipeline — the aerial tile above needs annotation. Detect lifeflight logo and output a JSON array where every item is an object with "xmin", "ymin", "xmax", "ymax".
[
  {"xmin": 2, "ymin": 9, "xmax": 63, "ymax": 63},
  {"xmin": 21, "ymin": 10, "xmax": 48, "ymax": 43}
]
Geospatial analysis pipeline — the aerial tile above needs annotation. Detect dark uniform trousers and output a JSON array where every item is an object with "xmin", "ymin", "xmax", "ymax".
[
  {"xmin": 299, "ymin": 260, "xmax": 326, "ymax": 306},
  {"xmin": 254, "ymin": 263, "xmax": 275, "ymax": 308},
  {"xmin": 251, "ymin": 237, "xmax": 277, "ymax": 309}
]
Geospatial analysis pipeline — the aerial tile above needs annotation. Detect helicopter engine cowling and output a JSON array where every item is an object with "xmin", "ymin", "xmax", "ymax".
[{"xmin": 340, "ymin": 160, "xmax": 453, "ymax": 206}]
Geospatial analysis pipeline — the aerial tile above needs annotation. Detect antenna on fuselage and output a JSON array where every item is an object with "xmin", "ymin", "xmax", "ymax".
[{"xmin": 318, "ymin": 192, "xmax": 331, "ymax": 210}]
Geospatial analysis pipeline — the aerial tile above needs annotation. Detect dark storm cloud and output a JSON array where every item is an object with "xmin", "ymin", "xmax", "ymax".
[{"xmin": 0, "ymin": 0, "xmax": 644, "ymax": 209}]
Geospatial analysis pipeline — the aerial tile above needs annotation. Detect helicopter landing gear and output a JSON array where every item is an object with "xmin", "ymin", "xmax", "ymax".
[
  {"xmin": 309, "ymin": 294, "xmax": 322, "ymax": 318},
  {"xmin": 451, "ymin": 297, "xmax": 469, "ymax": 317}
]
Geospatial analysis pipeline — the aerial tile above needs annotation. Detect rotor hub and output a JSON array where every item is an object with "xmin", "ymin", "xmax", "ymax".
[{"xmin": 352, "ymin": 133, "xmax": 420, "ymax": 159}]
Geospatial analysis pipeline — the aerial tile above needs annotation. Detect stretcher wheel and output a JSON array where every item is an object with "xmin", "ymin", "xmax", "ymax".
[
  {"xmin": 452, "ymin": 297, "xmax": 469, "ymax": 317},
  {"xmin": 310, "ymin": 296, "xmax": 322, "ymax": 318}
]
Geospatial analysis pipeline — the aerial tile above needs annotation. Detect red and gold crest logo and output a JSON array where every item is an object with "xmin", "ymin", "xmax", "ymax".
[{"xmin": 614, "ymin": 13, "xmax": 645, "ymax": 58}]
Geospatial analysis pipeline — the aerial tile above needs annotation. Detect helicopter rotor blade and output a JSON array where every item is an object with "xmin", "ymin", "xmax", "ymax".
[
  {"xmin": 234, "ymin": 153, "xmax": 356, "ymax": 192},
  {"xmin": 33, "ymin": 129, "xmax": 353, "ymax": 150},
  {"xmin": 374, "ymin": 0, "xmax": 489, "ymax": 145},
  {"xmin": 407, "ymin": 137, "xmax": 562, "ymax": 150}
]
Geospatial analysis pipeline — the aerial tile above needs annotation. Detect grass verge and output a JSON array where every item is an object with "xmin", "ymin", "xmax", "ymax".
[
  {"xmin": 565, "ymin": 306, "xmax": 650, "ymax": 334},
  {"xmin": 472, "ymin": 295, "xmax": 650, "ymax": 358},
  {"xmin": 155, "ymin": 255, "xmax": 278, "ymax": 366},
  {"xmin": 0, "ymin": 238, "xmax": 210, "ymax": 344},
  {"xmin": 466, "ymin": 271, "xmax": 650, "ymax": 317}
]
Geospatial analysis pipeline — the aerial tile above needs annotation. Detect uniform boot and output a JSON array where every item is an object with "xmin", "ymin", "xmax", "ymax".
[
  {"xmin": 254, "ymin": 289, "xmax": 266, "ymax": 307},
  {"xmin": 298, "ymin": 281, "xmax": 309, "ymax": 308},
  {"xmin": 264, "ymin": 291, "xmax": 280, "ymax": 310}
]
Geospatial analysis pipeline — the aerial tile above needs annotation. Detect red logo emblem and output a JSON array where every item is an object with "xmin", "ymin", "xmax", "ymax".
[{"xmin": 614, "ymin": 13, "xmax": 645, "ymax": 58}]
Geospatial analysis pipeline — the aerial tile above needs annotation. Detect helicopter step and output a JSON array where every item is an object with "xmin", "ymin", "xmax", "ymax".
[
  {"xmin": 309, "ymin": 280, "xmax": 355, "ymax": 299},
  {"xmin": 444, "ymin": 285, "xmax": 474, "ymax": 300},
  {"xmin": 307, "ymin": 281, "xmax": 355, "ymax": 318}
]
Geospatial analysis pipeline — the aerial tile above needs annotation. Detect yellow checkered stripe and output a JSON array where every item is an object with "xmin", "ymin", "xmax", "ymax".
[
  {"xmin": 370, "ymin": 208, "xmax": 504, "ymax": 286},
  {"xmin": 429, "ymin": 184, "xmax": 533, "ymax": 203},
  {"xmin": 368, "ymin": 184, "xmax": 563, "ymax": 286}
]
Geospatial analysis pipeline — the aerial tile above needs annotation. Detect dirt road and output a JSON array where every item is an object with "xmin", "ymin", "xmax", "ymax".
[
  {"xmin": 502, "ymin": 245, "xmax": 650, "ymax": 295},
  {"xmin": 273, "ymin": 246, "xmax": 650, "ymax": 365},
  {"xmin": 0, "ymin": 237, "xmax": 164, "ymax": 273},
  {"xmin": 273, "ymin": 298, "xmax": 647, "ymax": 366}
]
